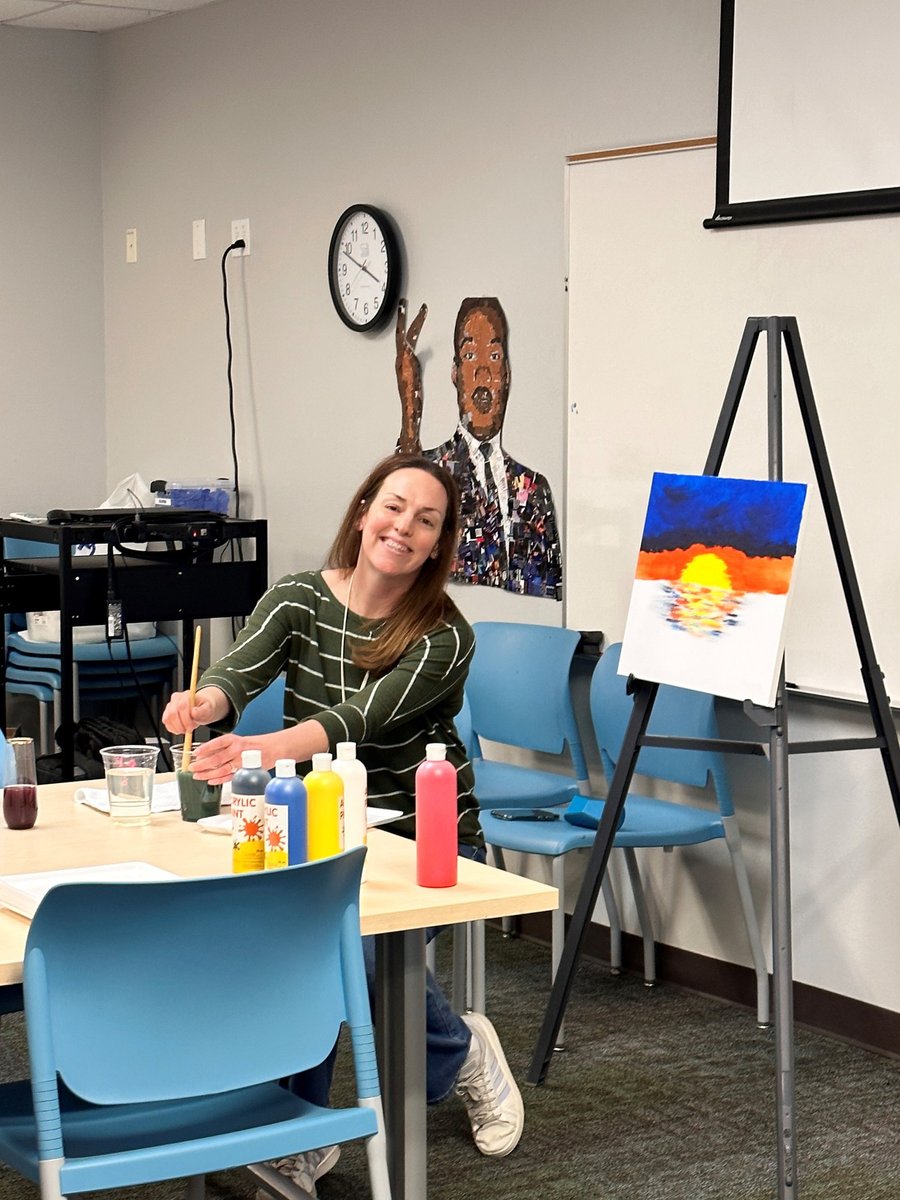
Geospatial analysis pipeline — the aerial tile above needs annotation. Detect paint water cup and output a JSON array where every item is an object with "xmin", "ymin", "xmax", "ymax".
[
  {"xmin": 172, "ymin": 745, "xmax": 222, "ymax": 822},
  {"xmin": 3, "ymin": 737, "xmax": 38, "ymax": 830},
  {"xmin": 100, "ymin": 745, "xmax": 158, "ymax": 826}
]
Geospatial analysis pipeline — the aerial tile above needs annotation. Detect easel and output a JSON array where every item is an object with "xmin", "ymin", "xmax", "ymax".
[{"xmin": 528, "ymin": 317, "xmax": 900, "ymax": 1198}]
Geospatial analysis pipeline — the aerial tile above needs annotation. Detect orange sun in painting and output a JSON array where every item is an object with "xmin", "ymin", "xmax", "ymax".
[
  {"xmin": 266, "ymin": 827, "xmax": 284, "ymax": 850},
  {"xmin": 661, "ymin": 549, "xmax": 742, "ymax": 637}
]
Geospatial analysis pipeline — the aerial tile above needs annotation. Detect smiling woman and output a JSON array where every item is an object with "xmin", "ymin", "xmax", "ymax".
[{"xmin": 160, "ymin": 452, "xmax": 528, "ymax": 1177}]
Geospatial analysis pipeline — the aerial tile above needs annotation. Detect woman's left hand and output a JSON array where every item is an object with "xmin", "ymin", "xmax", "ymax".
[{"xmin": 189, "ymin": 734, "xmax": 256, "ymax": 784}]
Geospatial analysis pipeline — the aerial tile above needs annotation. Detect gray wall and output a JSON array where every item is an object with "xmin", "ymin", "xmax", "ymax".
[
  {"xmin": 0, "ymin": 28, "xmax": 105, "ymax": 514},
  {"xmin": 98, "ymin": 0, "xmax": 718, "ymax": 606}
]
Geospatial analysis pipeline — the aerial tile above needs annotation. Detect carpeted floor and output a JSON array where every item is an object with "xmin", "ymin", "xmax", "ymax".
[{"xmin": 1, "ymin": 928, "xmax": 897, "ymax": 1200}]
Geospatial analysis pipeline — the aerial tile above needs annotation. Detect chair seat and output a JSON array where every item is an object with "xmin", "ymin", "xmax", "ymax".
[
  {"xmin": 7, "ymin": 632, "xmax": 177, "ymax": 662},
  {"xmin": 614, "ymin": 794, "xmax": 726, "ymax": 848},
  {"xmin": 0, "ymin": 1077, "xmax": 375, "ymax": 1193},
  {"xmin": 479, "ymin": 806, "xmax": 594, "ymax": 856},
  {"xmin": 474, "ymin": 760, "xmax": 579, "ymax": 808}
]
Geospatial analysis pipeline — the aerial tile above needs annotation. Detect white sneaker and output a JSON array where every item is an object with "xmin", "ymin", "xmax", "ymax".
[
  {"xmin": 455, "ymin": 1012, "xmax": 525, "ymax": 1157},
  {"xmin": 255, "ymin": 1143, "xmax": 340, "ymax": 1199}
]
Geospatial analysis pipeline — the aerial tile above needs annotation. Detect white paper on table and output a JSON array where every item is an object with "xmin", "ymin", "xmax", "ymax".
[
  {"xmin": 0, "ymin": 861, "xmax": 177, "ymax": 919},
  {"xmin": 74, "ymin": 781, "xmax": 182, "ymax": 815}
]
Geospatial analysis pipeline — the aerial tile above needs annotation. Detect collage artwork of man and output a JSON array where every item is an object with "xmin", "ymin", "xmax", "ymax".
[{"xmin": 395, "ymin": 296, "xmax": 562, "ymax": 599}]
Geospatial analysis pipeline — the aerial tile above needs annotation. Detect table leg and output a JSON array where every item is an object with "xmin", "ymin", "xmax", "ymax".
[{"xmin": 375, "ymin": 928, "xmax": 427, "ymax": 1200}]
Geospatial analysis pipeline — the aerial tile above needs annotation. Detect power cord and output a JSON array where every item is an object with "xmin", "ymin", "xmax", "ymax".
[
  {"xmin": 222, "ymin": 238, "xmax": 249, "ymax": 639},
  {"xmin": 222, "ymin": 238, "xmax": 245, "ymax": 521}
]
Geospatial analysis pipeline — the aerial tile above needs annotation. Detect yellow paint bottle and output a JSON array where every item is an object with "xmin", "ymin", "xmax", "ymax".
[{"xmin": 305, "ymin": 752, "xmax": 344, "ymax": 860}]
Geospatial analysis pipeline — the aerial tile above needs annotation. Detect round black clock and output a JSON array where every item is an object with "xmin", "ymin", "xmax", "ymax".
[{"xmin": 328, "ymin": 204, "xmax": 401, "ymax": 332}]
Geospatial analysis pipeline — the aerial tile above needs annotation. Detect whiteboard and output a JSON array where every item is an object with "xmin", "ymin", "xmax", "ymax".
[{"xmin": 564, "ymin": 141, "xmax": 900, "ymax": 703}]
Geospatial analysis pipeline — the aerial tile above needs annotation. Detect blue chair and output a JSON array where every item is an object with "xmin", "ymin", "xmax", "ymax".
[
  {"xmin": 233, "ymin": 674, "xmax": 286, "ymax": 736},
  {"xmin": 0, "ymin": 849, "xmax": 391, "ymax": 1200},
  {"xmin": 462, "ymin": 622, "xmax": 622, "ymax": 1031},
  {"xmin": 479, "ymin": 643, "xmax": 770, "ymax": 1027},
  {"xmin": 5, "ymin": 631, "xmax": 179, "ymax": 750}
]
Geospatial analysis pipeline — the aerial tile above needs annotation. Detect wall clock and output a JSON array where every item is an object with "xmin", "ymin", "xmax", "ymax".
[{"xmin": 328, "ymin": 204, "xmax": 401, "ymax": 332}]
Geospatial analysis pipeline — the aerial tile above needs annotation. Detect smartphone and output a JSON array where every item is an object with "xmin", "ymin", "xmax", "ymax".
[{"xmin": 490, "ymin": 808, "xmax": 560, "ymax": 821}]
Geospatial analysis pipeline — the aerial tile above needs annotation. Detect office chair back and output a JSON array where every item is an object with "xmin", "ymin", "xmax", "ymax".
[
  {"xmin": 25, "ymin": 850, "xmax": 370, "ymax": 1105},
  {"xmin": 590, "ymin": 642, "xmax": 735, "ymax": 817},
  {"xmin": 467, "ymin": 622, "xmax": 585, "ymax": 761},
  {"xmin": 234, "ymin": 675, "xmax": 286, "ymax": 737}
]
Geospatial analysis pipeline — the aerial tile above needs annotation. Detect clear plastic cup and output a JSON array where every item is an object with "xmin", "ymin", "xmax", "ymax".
[{"xmin": 99, "ymin": 745, "xmax": 158, "ymax": 826}]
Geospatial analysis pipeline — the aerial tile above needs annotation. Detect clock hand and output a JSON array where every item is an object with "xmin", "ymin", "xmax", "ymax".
[
  {"xmin": 342, "ymin": 249, "xmax": 365, "ymax": 270},
  {"xmin": 360, "ymin": 261, "xmax": 381, "ymax": 283}
]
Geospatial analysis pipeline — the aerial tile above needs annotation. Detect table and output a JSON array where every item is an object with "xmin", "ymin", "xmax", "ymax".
[
  {"xmin": 0, "ymin": 779, "xmax": 557, "ymax": 1200},
  {"xmin": 0, "ymin": 515, "xmax": 267, "ymax": 778}
]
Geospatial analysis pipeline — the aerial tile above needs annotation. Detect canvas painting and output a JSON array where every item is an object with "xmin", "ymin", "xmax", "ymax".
[{"xmin": 619, "ymin": 472, "xmax": 808, "ymax": 707}]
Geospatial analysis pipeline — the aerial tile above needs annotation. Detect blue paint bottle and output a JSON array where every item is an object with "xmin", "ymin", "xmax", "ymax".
[{"xmin": 264, "ymin": 759, "xmax": 307, "ymax": 868}]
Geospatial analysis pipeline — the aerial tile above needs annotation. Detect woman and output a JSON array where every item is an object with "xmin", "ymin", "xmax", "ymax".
[{"xmin": 163, "ymin": 453, "xmax": 524, "ymax": 1193}]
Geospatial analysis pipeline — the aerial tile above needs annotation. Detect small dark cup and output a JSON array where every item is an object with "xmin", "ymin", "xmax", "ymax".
[{"xmin": 172, "ymin": 745, "xmax": 222, "ymax": 822}]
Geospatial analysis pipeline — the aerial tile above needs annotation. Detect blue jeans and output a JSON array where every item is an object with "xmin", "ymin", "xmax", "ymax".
[{"xmin": 290, "ymin": 842, "xmax": 484, "ymax": 1107}]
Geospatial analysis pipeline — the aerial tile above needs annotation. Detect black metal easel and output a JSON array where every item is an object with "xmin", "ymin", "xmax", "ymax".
[{"xmin": 528, "ymin": 317, "xmax": 900, "ymax": 1199}]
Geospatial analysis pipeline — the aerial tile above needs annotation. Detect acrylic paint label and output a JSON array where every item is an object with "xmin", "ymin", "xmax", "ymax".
[
  {"xmin": 231, "ymin": 792, "xmax": 265, "ymax": 873},
  {"xmin": 264, "ymin": 801, "xmax": 290, "ymax": 869}
]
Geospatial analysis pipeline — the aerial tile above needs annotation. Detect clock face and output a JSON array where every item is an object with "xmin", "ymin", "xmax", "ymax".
[{"xmin": 328, "ymin": 205, "xmax": 400, "ymax": 332}]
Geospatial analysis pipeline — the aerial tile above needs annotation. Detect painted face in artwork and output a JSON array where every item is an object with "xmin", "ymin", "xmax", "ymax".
[
  {"xmin": 356, "ymin": 467, "xmax": 447, "ymax": 582},
  {"xmin": 452, "ymin": 304, "xmax": 510, "ymax": 442}
]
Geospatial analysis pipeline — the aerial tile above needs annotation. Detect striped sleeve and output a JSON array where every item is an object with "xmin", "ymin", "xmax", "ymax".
[{"xmin": 314, "ymin": 618, "xmax": 475, "ymax": 749}]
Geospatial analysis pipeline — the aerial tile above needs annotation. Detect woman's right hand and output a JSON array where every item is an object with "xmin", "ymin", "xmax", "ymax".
[{"xmin": 162, "ymin": 685, "xmax": 228, "ymax": 735}]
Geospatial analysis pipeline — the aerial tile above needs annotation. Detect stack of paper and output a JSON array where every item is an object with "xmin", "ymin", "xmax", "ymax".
[{"xmin": 0, "ymin": 862, "xmax": 177, "ymax": 919}]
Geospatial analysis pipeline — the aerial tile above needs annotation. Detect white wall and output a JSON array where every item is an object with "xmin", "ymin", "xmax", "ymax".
[
  {"xmin": 97, "ymin": 0, "xmax": 719, "ymax": 618},
  {"xmin": 0, "ymin": 28, "xmax": 105, "ymax": 514}
]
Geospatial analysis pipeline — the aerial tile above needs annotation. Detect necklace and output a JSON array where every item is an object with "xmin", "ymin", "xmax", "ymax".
[{"xmin": 340, "ymin": 569, "xmax": 355, "ymax": 703}]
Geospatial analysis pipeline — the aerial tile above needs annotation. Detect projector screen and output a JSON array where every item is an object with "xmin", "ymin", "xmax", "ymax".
[{"xmin": 706, "ymin": 0, "xmax": 900, "ymax": 228}]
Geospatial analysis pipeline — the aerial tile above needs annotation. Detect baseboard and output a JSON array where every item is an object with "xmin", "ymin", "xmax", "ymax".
[{"xmin": 507, "ymin": 911, "xmax": 900, "ymax": 1059}]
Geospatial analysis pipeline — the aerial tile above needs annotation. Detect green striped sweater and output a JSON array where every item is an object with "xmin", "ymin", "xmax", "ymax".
[{"xmin": 199, "ymin": 570, "xmax": 480, "ymax": 845}]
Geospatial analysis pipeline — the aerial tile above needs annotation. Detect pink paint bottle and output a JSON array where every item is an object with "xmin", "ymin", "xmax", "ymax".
[{"xmin": 415, "ymin": 743, "xmax": 458, "ymax": 888}]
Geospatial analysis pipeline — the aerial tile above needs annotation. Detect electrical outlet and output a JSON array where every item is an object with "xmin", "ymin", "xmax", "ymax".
[
  {"xmin": 231, "ymin": 218, "xmax": 250, "ymax": 255},
  {"xmin": 192, "ymin": 218, "xmax": 206, "ymax": 260},
  {"xmin": 125, "ymin": 228, "xmax": 137, "ymax": 263}
]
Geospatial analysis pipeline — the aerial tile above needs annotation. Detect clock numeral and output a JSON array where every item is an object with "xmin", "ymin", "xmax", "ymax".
[
  {"xmin": 345, "ymin": 283, "xmax": 351, "ymax": 296},
  {"xmin": 361, "ymin": 220, "xmax": 369, "ymax": 234},
  {"xmin": 363, "ymin": 302, "xmax": 369, "ymax": 317},
  {"xmin": 340, "ymin": 262, "xmax": 347, "ymax": 277},
  {"xmin": 343, "ymin": 240, "xmax": 352, "ymax": 255},
  {"xmin": 373, "ymin": 296, "xmax": 379, "ymax": 310}
]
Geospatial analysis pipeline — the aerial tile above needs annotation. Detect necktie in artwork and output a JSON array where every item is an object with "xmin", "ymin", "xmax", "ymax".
[
  {"xmin": 479, "ymin": 441, "xmax": 496, "ymax": 494},
  {"xmin": 478, "ymin": 442, "xmax": 507, "ymax": 581}
]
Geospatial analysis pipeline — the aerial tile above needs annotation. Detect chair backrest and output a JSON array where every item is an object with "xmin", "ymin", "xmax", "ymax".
[
  {"xmin": 467, "ymin": 622, "xmax": 585, "ymax": 768},
  {"xmin": 455, "ymin": 692, "xmax": 476, "ymax": 758},
  {"xmin": 24, "ymin": 850, "xmax": 368, "ymax": 1105},
  {"xmin": 234, "ymin": 675, "xmax": 286, "ymax": 736},
  {"xmin": 589, "ymin": 643, "xmax": 734, "ymax": 816}
]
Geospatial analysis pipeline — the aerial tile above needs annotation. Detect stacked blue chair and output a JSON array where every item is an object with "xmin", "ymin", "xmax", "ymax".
[
  {"xmin": 462, "ymin": 622, "xmax": 622, "ymax": 1036},
  {"xmin": 0, "ymin": 849, "xmax": 392, "ymax": 1200},
  {"xmin": 3, "ymin": 538, "xmax": 178, "ymax": 751},
  {"xmin": 479, "ymin": 642, "xmax": 770, "ymax": 1027}
]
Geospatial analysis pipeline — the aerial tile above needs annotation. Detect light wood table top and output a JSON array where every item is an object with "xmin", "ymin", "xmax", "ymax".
[{"xmin": 0, "ymin": 776, "xmax": 557, "ymax": 985}]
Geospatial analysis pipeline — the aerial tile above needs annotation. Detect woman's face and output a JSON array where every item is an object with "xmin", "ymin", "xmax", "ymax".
[{"xmin": 357, "ymin": 467, "xmax": 447, "ymax": 582}]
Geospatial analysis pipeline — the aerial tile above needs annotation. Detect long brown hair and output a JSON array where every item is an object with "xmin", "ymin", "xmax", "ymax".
[{"xmin": 326, "ymin": 453, "xmax": 462, "ymax": 673}]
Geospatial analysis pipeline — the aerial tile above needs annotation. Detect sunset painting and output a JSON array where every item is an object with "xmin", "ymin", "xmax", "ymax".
[{"xmin": 619, "ymin": 472, "xmax": 808, "ymax": 706}]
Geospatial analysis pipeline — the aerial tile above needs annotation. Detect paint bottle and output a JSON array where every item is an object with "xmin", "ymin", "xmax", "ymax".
[
  {"xmin": 305, "ymin": 752, "xmax": 344, "ymax": 860},
  {"xmin": 415, "ymin": 743, "xmax": 458, "ymax": 888},
  {"xmin": 264, "ymin": 759, "xmax": 307, "ymax": 869},
  {"xmin": 333, "ymin": 742, "xmax": 367, "ymax": 851},
  {"xmin": 230, "ymin": 748, "xmax": 269, "ymax": 873}
]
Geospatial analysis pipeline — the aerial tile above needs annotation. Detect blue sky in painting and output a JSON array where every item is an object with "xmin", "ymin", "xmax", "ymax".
[{"xmin": 641, "ymin": 473, "xmax": 808, "ymax": 557}]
